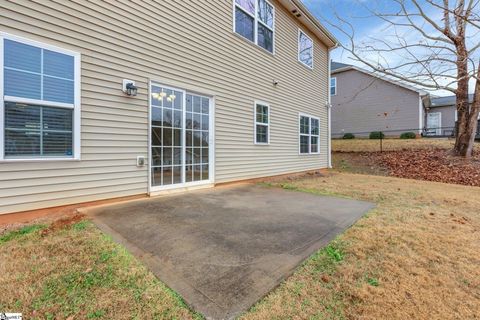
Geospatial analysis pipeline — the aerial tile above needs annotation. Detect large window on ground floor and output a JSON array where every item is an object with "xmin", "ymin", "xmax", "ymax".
[
  {"xmin": 299, "ymin": 114, "xmax": 320, "ymax": 154},
  {"xmin": 1, "ymin": 34, "xmax": 81, "ymax": 160}
]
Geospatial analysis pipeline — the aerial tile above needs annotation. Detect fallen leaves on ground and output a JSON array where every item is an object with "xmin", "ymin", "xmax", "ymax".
[{"xmin": 371, "ymin": 148, "xmax": 480, "ymax": 186}]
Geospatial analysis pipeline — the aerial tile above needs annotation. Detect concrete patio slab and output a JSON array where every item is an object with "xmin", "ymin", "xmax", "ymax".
[{"xmin": 87, "ymin": 184, "xmax": 374, "ymax": 320}]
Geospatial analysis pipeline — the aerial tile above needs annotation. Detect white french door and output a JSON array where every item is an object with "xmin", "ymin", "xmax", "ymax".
[{"xmin": 149, "ymin": 82, "xmax": 213, "ymax": 191}]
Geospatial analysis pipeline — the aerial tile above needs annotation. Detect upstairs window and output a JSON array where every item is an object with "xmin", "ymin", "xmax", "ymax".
[
  {"xmin": 254, "ymin": 102, "xmax": 270, "ymax": 144},
  {"xmin": 298, "ymin": 30, "xmax": 313, "ymax": 68},
  {"xmin": 234, "ymin": 0, "xmax": 275, "ymax": 53},
  {"xmin": 1, "ymin": 35, "xmax": 81, "ymax": 160},
  {"xmin": 299, "ymin": 114, "xmax": 320, "ymax": 155},
  {"xmin": 330, "ymin": 77, "xmax": 337, "ymax": 96}
]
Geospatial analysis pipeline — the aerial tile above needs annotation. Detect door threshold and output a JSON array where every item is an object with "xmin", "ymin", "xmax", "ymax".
[{"xmin": 149, "ymin": 183, "xmax": 214, "ymax": 197}]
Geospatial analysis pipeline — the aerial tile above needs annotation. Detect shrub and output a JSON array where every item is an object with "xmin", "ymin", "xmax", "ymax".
[
  {"xmin": 369, "ymin": 131, "xmax": 385, "ymax": 139},
  {"xmin": 400, "ymin": 132, "xmax": 417, "ymax": 139},
  {"xmin": 342, "ymin": 133, "xmax": 355, "ymax": 140}
]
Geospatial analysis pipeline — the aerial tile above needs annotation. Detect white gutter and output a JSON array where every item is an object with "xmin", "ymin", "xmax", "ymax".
[{"xmin": 327, "ymin": 47, "xmax": 336, "ymax": 169}]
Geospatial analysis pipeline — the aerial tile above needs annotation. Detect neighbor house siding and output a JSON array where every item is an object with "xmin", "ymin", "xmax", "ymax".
[
  {"xmin": 0, "ymin": 0, "xmax": 329, "ymax": 214},
  {"xmin": 331, "ymin": 69, "xmax": 421, "ymax": 137},
  {"xmin": 428, "ymin": 106, "xmax": 456, "ymax": 129}
]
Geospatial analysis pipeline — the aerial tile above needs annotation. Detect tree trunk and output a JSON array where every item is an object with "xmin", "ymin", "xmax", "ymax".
[
  {"xmin": 453, "ymin": 38, "xmax": 473, "ymax": 157},
  {"xmin": 454, "ymin": 74, "xmax": 480, "ymax": 157}
]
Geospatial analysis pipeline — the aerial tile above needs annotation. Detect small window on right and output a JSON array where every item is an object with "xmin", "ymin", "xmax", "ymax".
[
  {"xmin": 299, "ymin": 114, "xmax": 320, "ymax": 155},
  {"xmin": 330, "ymin": 77, "xmax": 337, "ymax": 96},
  {"xmin": 298, "ymin": 30, "xmax": 313, "ymax": 69}
]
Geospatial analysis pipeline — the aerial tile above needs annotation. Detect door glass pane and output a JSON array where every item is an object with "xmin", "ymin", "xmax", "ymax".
[
  {"xmin": 202, "ymin": 164, "xmax": 209, "ymax": 181},
  {"xmin": 152, "ymin": 148, "xmax": 162, "ymax": 166},
  {"xmin": 152, "ymin": 127, "xmax": 162, "ymax": 146},
  {"xmin": 173, "ymin": 166, "xmax": 182, "ymax": 184},
  {"xmin": 193, "ymin": 165, "xmax": 202, "ymax": 182},
  {"xmin": 194, "ymin": 131, "xmax": 202, "ymax": 147},
  {"xmin": 186, "ymin": 112, "xmax": 193, "ymax": 129},
  {"xmin": 173, "ymin": 148, "xmax": 182, "ymax": 165},
  {"xmin": 152, "ymin": 167, "xmax": 162, "ymax": 186},
  {"xmin": 163, "ymin": 166, "xmax": 173, "ymax": 185},
  {"xmin": 186, "ymin": 165, "xmax": 193, "ymax": 182},
  {"xmin": 163, "ymin": 128, "xmax": 172, "ymax": 146}
]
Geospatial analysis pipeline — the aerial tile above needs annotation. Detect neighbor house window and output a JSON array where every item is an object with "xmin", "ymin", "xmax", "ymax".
[
  {"xmin": 330, "ymin": 77, "xmax": 337, "ymax": 96},
  {"xmin": 1, "ymin": 35, "xmax": 80, "ymax": 160},
  {"xmin": 298, "ymin": 30, "xmax": 313, "ymax": 68},
  {"xmin": 234, "ymin": 0, "xmax": 275, "ymax": 53},
  {"xmin": 299, "ymin": 114, "xmax": 320, "ymax": 154},
  {"xmin": 254, "ymin": 102, "xmax": 270, "ymax": 144}
]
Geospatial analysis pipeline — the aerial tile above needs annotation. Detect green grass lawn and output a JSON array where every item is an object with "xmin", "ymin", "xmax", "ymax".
[{"xmin": 0, "ymin": 218, "xmax": 202, "ymax": 320}]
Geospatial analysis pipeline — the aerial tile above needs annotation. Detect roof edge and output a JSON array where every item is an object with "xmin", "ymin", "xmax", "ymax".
[
  {"xmin": 332, "ymin": 65, "xmax": 428, "ymax": 96},
  {"xmin": 278, "ymin": 0, "xmax": 338, "ymax": 48}
]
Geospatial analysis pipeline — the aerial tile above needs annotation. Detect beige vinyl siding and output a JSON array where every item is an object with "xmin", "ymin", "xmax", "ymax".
[{"xmin": 0, "ymin": 0, "xmax": 329, "ymax": 214}]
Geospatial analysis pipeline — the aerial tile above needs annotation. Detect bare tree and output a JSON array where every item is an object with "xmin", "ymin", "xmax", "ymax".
[{"xmin": 328, "ymin": 0, "xmax": 480, "ymax": 157}]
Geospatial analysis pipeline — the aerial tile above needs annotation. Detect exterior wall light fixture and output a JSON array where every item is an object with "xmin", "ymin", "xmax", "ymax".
[{"xmin": 122, "ymin": 79, "xmax": 138, "ymax": 96}]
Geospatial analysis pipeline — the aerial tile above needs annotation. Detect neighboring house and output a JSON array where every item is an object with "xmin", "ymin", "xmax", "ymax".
[
  {"xmin": 0, "ymin": 1, "xmax": 337, "ymax": 214},
  {"xmin": 330, "ymin": 62, "xmax": 429, "ymax": 137},
  {"xmin": 427, "ymin": 94, "xmax": 479, "ymax": 137}
]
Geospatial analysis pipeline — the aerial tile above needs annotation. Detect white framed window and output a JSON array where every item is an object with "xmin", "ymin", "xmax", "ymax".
[
  {"xmin": 298, "ymin": 29, "xmax": 313, "ymax": 68},
  {"xmin": 0, "ymin": 33, "xmax": 81, "ymax": 161},
  {"xmin": 330, "ymin": 77, "xmax": 337, "ymax": 96},
  {"xmin": 254, "ymin": 101, "xmax": 270, "ymax": 144},
  {"xmin": 233, "ymin": 0, "xmax": 275, "ymax": 53},
  {"xmin": 299, "ymin": 114, "xmax": 320, "ymax": 155}
]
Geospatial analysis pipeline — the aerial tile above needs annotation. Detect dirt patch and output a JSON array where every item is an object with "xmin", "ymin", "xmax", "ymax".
[
  {"xmin": 333, "ymin": 152, "xmax": 389, "ymax": 176},
  {"xmin": 40, "ymin": 214, "xmax": 86, "ymax": 237}
]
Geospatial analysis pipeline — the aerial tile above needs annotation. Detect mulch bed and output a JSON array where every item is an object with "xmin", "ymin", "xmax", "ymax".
[{"xmin": 370, "ymin": 149, "xmax": 480, "ymax": 187}]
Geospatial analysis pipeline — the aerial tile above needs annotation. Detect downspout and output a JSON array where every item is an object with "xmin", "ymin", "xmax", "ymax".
[{"xmin": 327, "ymin": 47, "xmax": 336, "ymax": 169}]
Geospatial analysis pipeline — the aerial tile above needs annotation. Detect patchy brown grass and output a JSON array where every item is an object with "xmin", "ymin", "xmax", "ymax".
[
  {"xmin": 242, "ymin": 172, "xmax": 480, "ymax": 320},
  {"xmin": 332, "ymin": 138, "xmax": 458, "ymax": 153},
  {"xmin": 0, "ymin": 217, "xmax": 202, "ymax": 320},
  {"xmin": 2, "ymin": 171, "xmax": 480, "ymax": 320}
]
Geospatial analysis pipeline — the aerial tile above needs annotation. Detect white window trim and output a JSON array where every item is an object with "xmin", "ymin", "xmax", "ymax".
[
  {"xmin": 0, "ymin": 32, "xmax": 81, "ymax": 162},
  {"xmin": 298, "ymin": 29, "xmax": 313, "ymax": 69},
  {"xmin": 254, "ymin": 101, "xmax": 270, "ymax": 145},
  {"xmin": 233, "ymin": 0, "xmax": 276, "ymax": 55},
  {"xmin": 331, "ymin": 77, "xmax": 337, "ymax": 96},
  {"xmin": 298, "ymin": 113, "xmax": 320, "ymax": 155}
]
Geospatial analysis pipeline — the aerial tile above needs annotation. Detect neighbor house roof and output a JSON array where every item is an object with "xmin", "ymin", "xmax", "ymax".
[
  {"xmin": 330, "ymin": 61, "xmax": 428, "ymax": 96},
  {"xmin": 331, "ymin": 61, "xmax": 352, "ymax": 71},
  {"xmin": 278, "ymin": 0, "xmax": 338, "ymax": 48},
  {"xmin": 431, "ymin": 94, "xmax": 475, "ymax": 107}
]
